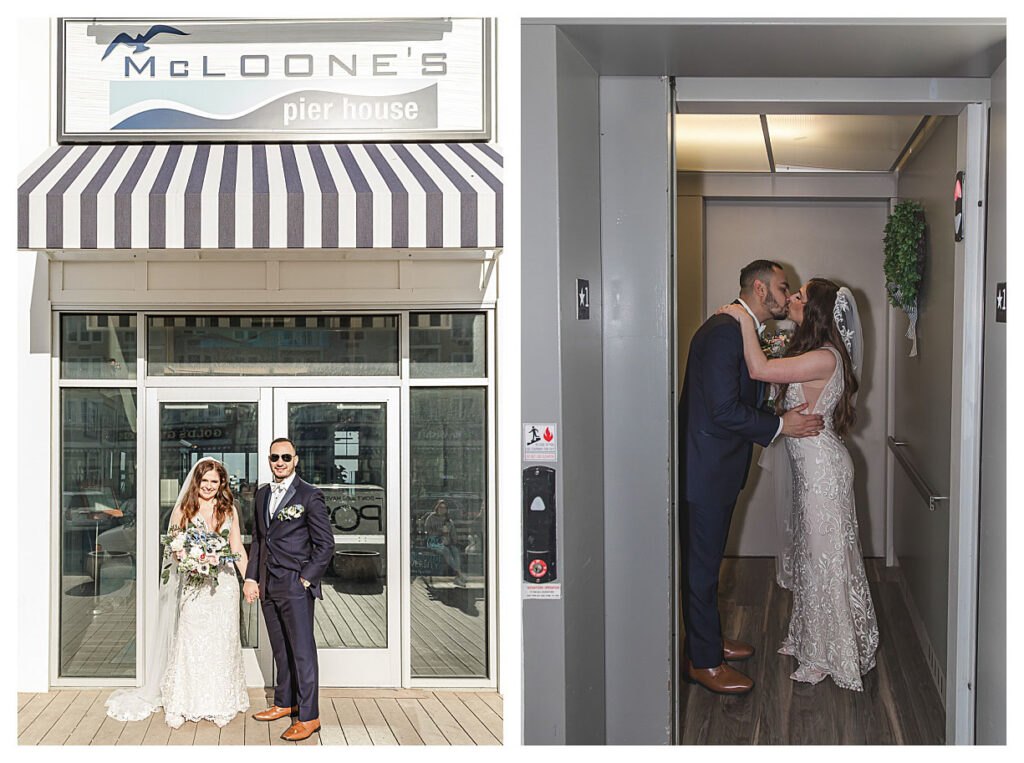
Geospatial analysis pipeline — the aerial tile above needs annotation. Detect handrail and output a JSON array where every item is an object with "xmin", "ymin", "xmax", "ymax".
[{"xmin": 887, "ymin": 436, "xmax": 949, "ymax": 512}]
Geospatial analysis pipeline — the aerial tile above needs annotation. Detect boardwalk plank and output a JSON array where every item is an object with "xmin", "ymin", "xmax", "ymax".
[
  {"xmin": 397, "ymin": 698, "xmax": 450, "ymax": 745},
  {"xmin": 65, "ymin": 691, "xmax": 114, "ymax": 746},
  {"xmin": 318, "ymin": 697, "xmax": 348, "ymax": 746},
  {"xmin": 334, "ymin": 697, "xmax": 372, "ymax": 745},
  {"xmin": 354, "ymin": 697, "xmax": 398, "ymax": 745},
  {"xmin": 455, "ymin": 692, "xmax": 503, "ymax": 742},
  {"xmin": 17, "ymin": 693, "xmax": 57, "ymax": 737},
  {"xmin": 18, "ymin": 694, "xmax": 36, "ymax": 711},
  {"xmin": 376, "ymin": 698, "xmax": 424, "ymax": 745},
  {"xmin": 192, "ymin": 719, "xmax": 222, "ymax": 745},
  {"xmin": 167, "ymin": 719, "xmax": 199, "ymax": 746},
  {"xmin": 218, "ymin": 711, "xmax": 245, "ymax": 745},
  {"xmin": 19, "ymin": 691, "xmax": 78, "ymax": 745},
  {"xmin": 116, "ymin": 714, "xmax": 154, "ymax": 745},
  {"xmin": 477, "ymin": 692, "xmax": 503, "ymax": 718},
  {"xmin": 419, "ymin": 696, "xmax": 474, "ymax": 745},
  {"xmin": 19, "ymin": 688, "xmax": 502, "ymax": 746},
  {"xmin": 141, "ymin": 715, "xmax": 173, "ymax": 745},
  {"xmin": 90, "ymin": 714, "xmax": 128, "ymax": 745},
  {"xmin": 434, "ymin": 692, "xmax": 500, "ymax": 745},
  {"xmin": 39, "ymin": 690, "xmax": 101, "ymax": 745}
]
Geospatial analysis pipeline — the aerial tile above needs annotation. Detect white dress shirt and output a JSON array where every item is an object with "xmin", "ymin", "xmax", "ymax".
[
  {"xmin": 736, "ymin": 298, "xmax": 784, "ymax": 443},
  {"xmin": 268, "ymin": 473, "xmax": 296, "ymax": 519},
  {"xmin": 244, "ymin": 473, "xmax": 297, "ymax": 585}
]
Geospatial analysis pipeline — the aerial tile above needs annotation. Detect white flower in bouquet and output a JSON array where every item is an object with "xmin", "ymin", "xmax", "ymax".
[
  {"xmin": 169, "ymin": 535, "xmax": 186, "ymax": 552},
  {"xmin": 189, "ymin": 544, "xmax": 204, "ymax": 559}
]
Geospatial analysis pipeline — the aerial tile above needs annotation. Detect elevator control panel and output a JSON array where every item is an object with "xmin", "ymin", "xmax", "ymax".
[{"xmin": 523, "ymin": 466, "xmax": 557, "ymax": 583}]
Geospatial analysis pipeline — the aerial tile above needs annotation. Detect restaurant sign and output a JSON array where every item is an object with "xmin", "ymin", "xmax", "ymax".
[{"xmin": 58, "ymin": 18, "xmax": 491, "ymax": 142}]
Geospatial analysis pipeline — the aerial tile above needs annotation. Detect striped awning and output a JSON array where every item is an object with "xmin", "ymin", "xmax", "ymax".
[{"xmin": 18, "ymin": 142, "xmax": 502, "ymax": 250}]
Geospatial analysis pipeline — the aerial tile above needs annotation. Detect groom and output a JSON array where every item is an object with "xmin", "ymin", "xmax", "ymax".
[
  {"xmin": 679, "ymin": 259, "xmax": 823, "ymax": 694},
  {"xmin": 244, "ymin": 437, "xmax": 334, "ymax": 741}
]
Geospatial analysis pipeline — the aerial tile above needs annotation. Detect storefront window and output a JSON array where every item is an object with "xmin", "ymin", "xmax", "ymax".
[
  {"xmin": 410, "ymin": 312, "xmax": 486, "ymax": 378},
  {"xmin": 61, "ymin": 314, "xmax": 137, "ymax": 380},
  {"xmin": 289, "ymin": 402, "xmax": 389, "ymax": 649},
  {"xmin": 409, "ymin": 387, "xmax": 488, "ymax": 678},
  {"xmin": 158, "ymin": 402, "xmax": 260, "ymax": 648},
  {"xmin": 147, "ymin": 315, "xmax": 399, "ymax": 376},
  {"xmin": 60, "ymin": 388, "xmax": 137, "ymax": 678}
]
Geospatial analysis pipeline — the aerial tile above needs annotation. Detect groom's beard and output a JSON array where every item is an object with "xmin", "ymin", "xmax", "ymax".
[{"xmin": 765, "ymin": 294, "xmax": 788, "ymax": 320}]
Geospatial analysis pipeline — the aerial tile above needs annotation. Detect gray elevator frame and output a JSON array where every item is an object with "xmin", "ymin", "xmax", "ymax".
[{"xmin": 521, "ymin": 19, "xmax": 999, "ymax": 746}]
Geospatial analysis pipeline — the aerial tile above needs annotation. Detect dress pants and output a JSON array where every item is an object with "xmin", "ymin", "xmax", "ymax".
[
  {"xmin": 261, "ymin": 572, "xmax": 319, "ymax": 721},
  {"xmin": 681, "ymin": 498, "xmax": 737, "ymax": 669}
]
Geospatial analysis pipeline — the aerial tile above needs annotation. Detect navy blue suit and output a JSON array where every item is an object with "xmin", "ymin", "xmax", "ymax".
[
  {"xmin": 679, "ymin": 312, "xmax": 779, "ymax": 668},
  {"xmin": 246, "ymin": 476, "xmax": 334, "ymax": 721}
]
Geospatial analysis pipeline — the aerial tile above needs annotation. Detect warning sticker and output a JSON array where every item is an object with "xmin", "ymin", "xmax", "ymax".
[
  {"xmin": 523, "ymin": 583, "xmax": 561, "ymax": 600},
  {"xmin": 523, "ymin": 423, "xmax": 557, "ymax": 462}
]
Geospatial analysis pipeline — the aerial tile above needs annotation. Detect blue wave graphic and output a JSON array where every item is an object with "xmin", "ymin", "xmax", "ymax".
[{"xmin": 112, "ymin": 87, "xmax": 437, "ymax": 131}]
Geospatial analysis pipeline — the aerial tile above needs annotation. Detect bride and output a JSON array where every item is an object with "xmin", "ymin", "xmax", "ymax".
[
  {"xmin": 722, "ymin": 278, "xmax": 879, "ymax": 691},
  {"xmin": 106, "ymin": 457, "xmax": 251, "ymax": 727}
]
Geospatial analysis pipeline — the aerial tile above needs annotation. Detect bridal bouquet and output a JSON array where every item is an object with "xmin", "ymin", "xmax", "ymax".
[
  {"xmin": 160, "ymin": 524, "xmax": 240, "ymax": 594},
  {"xmin": 760, "ymin": 327, "xmax": 793, "ymax": 411}
]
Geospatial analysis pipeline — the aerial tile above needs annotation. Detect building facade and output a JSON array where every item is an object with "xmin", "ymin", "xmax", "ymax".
[{"xmin": 17, "ymin": 17, "xmax": 508, "ymax": 694}]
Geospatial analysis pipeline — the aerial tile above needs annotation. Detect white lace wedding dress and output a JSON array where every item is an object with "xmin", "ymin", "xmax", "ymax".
[
  {"xmin": 778, "ymin": 345, "xmax": 879, "ymax": 691},
  {"xmin": 106, "ymin": 513, "xmax": 249, "ymax": 727}
]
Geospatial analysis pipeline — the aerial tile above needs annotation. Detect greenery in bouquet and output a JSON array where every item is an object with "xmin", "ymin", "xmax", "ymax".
[
  {"xmin": 161, "ymin": 524, "xmax": 240, "ymax": 595},
  {"xmin": 760, "ymin": 326, "xmax": 793, "ymax": 411}
]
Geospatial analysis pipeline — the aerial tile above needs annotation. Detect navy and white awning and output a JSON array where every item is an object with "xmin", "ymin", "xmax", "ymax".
[{"xmin": 18, "ymin": 143, "xmax": 502, "ymax": 250}]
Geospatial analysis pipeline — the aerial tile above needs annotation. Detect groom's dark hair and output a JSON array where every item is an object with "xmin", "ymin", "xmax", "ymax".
[
  {"xmin": 270, "ymin": 436, "xmax": 296, "ymax": 450},
  {"xmin": 739, "ymin": 259, "xmax": 783, "ymax": 292}
]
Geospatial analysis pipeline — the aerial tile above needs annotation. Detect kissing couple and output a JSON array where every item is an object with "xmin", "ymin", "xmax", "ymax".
[
  {"xmin": 680, "ymin": 259, "xmax": 879, "ymax": 694},
  {"xmin": 106, "ymin": 438, "xmax": 334, "ymax": 741}
]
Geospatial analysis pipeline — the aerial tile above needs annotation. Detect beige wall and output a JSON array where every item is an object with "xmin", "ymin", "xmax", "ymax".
[{"xmin": 700, "ymin": 197, "xmax": 890, "ymax": 557}]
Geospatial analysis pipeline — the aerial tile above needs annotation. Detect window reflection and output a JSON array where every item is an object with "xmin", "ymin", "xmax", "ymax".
[
  {"xmin": 60, "ymin": 389, "xmax": 137, "ymax": 678},
  {"xmin": 147, "ymin": 315, "xmax": 399, "ymax": 376},
  {"xmin": 410, "ymin": 313, "xmax": 486, "ymax": 378},
  {"xmin": 61, "ymin": 314, "xmax": 137, "ymax": 380},
  {"xmin": 410, "ymin": 388, "xmax": 488, "ymax": 677},
  {"xmin": 289, "ymin": 402, "xmax": 389, "ymax": 649},
  {"xmin": 158, "ymin": 402, "xmax": 260, "ymax": 648}
]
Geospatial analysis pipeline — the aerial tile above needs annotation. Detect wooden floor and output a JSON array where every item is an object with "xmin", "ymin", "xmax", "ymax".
[
  {"xmin": 679, "ymin": 557, "xmax": 946, "ymax": 744},
  {"xmin": 18, "ymin": 687, "xmax": 502, "ymax": 746}
]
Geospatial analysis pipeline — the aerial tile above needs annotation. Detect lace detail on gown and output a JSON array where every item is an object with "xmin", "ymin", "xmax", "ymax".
[
  {"xmin": 779, "ymin": 345, "xmax": 879, "ymax": 691},
  {"xmin": 160, "ymin": 514, "xmax": 250, "ymax": 727},
  {"xmin": 106, "ymin": 514, "xmax": 249, "ymax": 727}
]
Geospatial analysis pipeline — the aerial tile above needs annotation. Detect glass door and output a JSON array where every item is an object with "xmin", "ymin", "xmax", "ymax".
[
  {"xmin": 274, "ymin": 388, "xmax": 401, "ymax": 687},
  {"xmin": 145, "ymin": 388, "xmax": 274, "ymax": 687}
]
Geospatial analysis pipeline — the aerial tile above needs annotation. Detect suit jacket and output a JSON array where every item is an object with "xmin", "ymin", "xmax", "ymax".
[
  {"xmin": 245, "ymin": 475, "xmax": 334, "ymax": 599},
  {"xmin": 679, "ymin": 313, "xmax": 780, "ymax": 506}
]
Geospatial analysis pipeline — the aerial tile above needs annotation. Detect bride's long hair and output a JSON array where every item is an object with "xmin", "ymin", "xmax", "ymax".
[
  {"xmin": 778, "ymin": 277, "xmax": 859, "ymax": 438},
  {"xmin": 179, "ymin": 460, "xmax": 234, "ymax": 531}
]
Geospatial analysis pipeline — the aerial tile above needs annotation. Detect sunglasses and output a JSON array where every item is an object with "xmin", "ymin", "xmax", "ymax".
[{"xmin": 269, "ymin": 453, "xmax": 295, "ymax": 462}]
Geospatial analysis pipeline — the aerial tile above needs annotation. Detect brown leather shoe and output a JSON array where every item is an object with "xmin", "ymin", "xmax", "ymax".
[
  {"xmin": 281, "ymin": 719, "xmax": 321, "ymax": 741},
  {"xmin": 252, "ymin": 705, "xmax": 298, "ymax": 721},
  {"xmin": 683, "ymin": 655, "xmax": 754, "ymax": 694},
  {"xmin": 723, "ymin": 637, "xmax": 754, "ymax": 661}
]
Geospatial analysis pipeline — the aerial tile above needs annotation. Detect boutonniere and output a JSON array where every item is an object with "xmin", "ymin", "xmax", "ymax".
[{"xmin": 277, "ymin": 504, "xmax": 305, "ymax": 522}]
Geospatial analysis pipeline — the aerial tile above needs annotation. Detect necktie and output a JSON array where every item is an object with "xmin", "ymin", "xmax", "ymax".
[{"xmin": 269, "ymin": 482, "xmax": 286, "ymax": 518}]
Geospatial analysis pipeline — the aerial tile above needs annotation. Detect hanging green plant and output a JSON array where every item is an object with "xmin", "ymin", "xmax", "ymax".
[
  {"xmin": 883, "ymin": 200, "xmax": 926, "ymax": 357},
  {"xmin": 883, "ymin": 200, "xmax": 926, "ymax": 310}
]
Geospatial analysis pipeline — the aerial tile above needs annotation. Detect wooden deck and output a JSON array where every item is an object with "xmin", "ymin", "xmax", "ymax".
[
  {"xmin": 679, "ymin": 557, "xmax": 946, "ymax": 744},
  {"xmin": 18, "ymin": 688, "xmax": 502, "ymax": 746}
]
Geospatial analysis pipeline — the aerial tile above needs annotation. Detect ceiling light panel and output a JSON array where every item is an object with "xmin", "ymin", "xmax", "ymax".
[
  {"xmin": 675, "ymin": 114, "xmax": 769, "ymax": 172},
  {"xmin": 767, "ymin": 114, "xmax": 923, "ymax": 172}
]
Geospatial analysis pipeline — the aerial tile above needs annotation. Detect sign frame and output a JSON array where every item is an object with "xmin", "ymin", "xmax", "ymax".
[{"xmin": 56, "ymin": 17, "xmax": 492, "ymax": 144}]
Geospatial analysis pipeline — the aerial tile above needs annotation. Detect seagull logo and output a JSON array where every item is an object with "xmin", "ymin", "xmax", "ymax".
[{"xmin": 101, "ymin": 25, "xmax": 189, "ymax": 60}]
